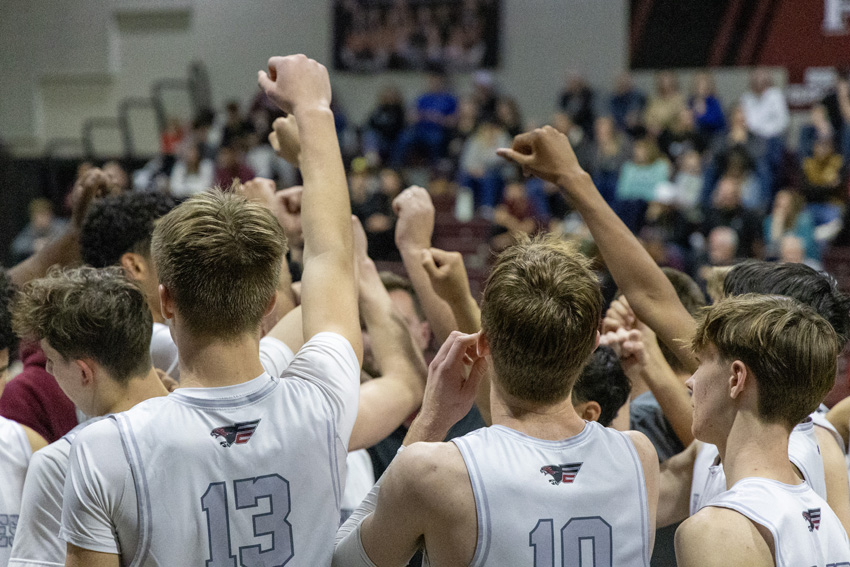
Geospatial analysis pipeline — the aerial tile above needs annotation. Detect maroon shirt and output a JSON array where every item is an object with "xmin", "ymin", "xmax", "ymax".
[{"xmin": 0, "ymin": 342, "xmax": 77, "ymax": 442}]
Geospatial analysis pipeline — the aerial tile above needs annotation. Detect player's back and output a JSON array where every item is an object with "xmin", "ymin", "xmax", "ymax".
[
  {"xmin": 0, "ymin": 416, "xmax": 32, "ymax": 564},
  {"xmin": 451, "ymin": 421, "xmax": 651, "ymax": 567},
  {"xmin": 707, "ymin": 477, "xmax": 850, "ymax": 566},
  {"xmin": 61, "ymin": 333, "xmax": 359, "ymax": 566}
]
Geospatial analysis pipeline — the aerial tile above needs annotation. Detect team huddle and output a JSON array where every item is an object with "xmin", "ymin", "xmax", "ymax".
[{"xmin": 0, "ymin": 55, "xmax": 848, "ymax": 567}]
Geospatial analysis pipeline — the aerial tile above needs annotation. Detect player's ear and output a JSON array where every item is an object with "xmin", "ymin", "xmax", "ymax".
[
  {"xmin": 159, "ymin": 284, "xmax": 175, "ymax": 321},
  {"xmin": 263, "ymin": 291, "xmax": 278, "ymax": 318},
  {"xmin": 574, "ymin": 401, "xmax": 601, "ymax": 423},
  {"xmin": 592, "ymin": 329, "xmax": 600, "ymax": 352},
  {"xmin": 476, "ymin": 332, "xmax": 490, "ymax": 358},
  {"xmin": 120, "ymin": 252, "xmax": 146, "ymax": 281},
  {"xmin": 75, "ymin": 358, "xmax": 95, "ymax": 387},
  {"xmin": 728, "ymin": 359, "xmax": 748, "ymax": 399}
]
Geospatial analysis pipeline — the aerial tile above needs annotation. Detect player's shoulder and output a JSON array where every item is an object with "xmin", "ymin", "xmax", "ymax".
[
  {"xmin": 389, "ymin": 442, "xmax": 467, "ymax": 499},
  {"xmin": 624, "ymin": 430, "xmax": 661, "ymax": 466},
  {"xmin": 72, "ymin": 416, "xmax": 121, "ymax": 448},
  {"xmin": 677, "ymin": 507, "xmax": 770, "ymax": 566}
]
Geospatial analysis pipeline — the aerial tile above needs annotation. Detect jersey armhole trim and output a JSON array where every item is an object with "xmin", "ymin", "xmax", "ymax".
[
  {"xmin": 113, "ymin": 414, "xmax": 152, "ymax": 567},
  {"xmin": 451, "ymin": 436, "xmax": 490, "ymax": 567},
  {"xmin": 620, "ymin": 431, "xmax": 651, "ymax": 567}
]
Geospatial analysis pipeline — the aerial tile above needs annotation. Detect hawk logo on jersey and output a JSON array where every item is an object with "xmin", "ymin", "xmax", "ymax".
[
  {"xmin": 802, "ymin": 508, "xmax": 821, "ymax": 532},
  {"xmin": 210, "ymin": 419, "xmax": 261, "ymax": 448},
  {"xmin": 540, "ymin": 463, "xmax": 582, "ymax": 485}
]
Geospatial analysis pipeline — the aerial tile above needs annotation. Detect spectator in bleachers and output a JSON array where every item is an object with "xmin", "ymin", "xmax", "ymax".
[
  {"xmin": 214, "ymin": 143, "xmax": 255, "ymax": 187},
  {"xmin": 658, "ymin": 107, "xmax": 707, "ymax": 163},
  {"xmin": 160, "ymin": 116, "xmax": 185, "ymax": 157},
  {"xmin": 588, "ymin": 116, "xmax": 630, "ymax": 204},
  {"xmin": 458, "ymin": 119, "xmax": 512, "ymax": 213},
  {"xmin": 446, "ymin": 96, "xmax": 480, "ymax": 164},
  {"xmin": 688, "ymin": 71, "xmax": 726, "ymax": 139},
  {"xmin": 764, "ymin": 189, "xmax": 819, "ymax": 262},
  {"xmin": 609, "ymin": 71, "xmax": 646, "ymax": 134},
  {"xmin": 741, "ymin": 68, "xmax": 790, "ymax": 141},
  {"xmin": 392, "ymin": 70, "xmax": 458, "ymax": 166},
  {"xmin": 495, "ymin": 96, "xmax": 523, "ymax": 138},
  {"xmin": 801, "ymin": 134, "xmax": 845, "ymax": 228},
  {"xmin": 169, "ymin": 143, "xmax": 215, "ymax": 199},
  {"xmin": 220, "ymin": 100, "xmax": 253, "ymax": 149},
  {"xmin": 706, "ymin": 104, "xmax": 767, "ymax": 209},
  {"xmin": 799, "ymin": 104, "xmax": 836, "ymax": 158},
  {"xmin": 644, "ymin": 70, "xmax": 686, "ymax": 136},
  {"xmin": 471, "ymin": 70, "xmax": 498, "ymax": 121},
  {"xmin": 778, "ymin": 234, "xmax": 821, "ymax": 269},
  {"xmin": 354, "ymin": 168, "xmax": 404, "ymax": 262},
  {"xmin": 490, "ymin": 180, "xmax": 543, "ymax": 252},
  {"xmin": 363, "ymin": 86, "xmax": 407, "ymax": 166},
  {"xmin": 552, "ymin": 112, "xmax": 592, "ymax": 170},
  {"xmin": 821, "ymin": 68, "xmax": 850, "ymax": 148},
  {"xmin": 662, "ymin": 149, "xmax": 704, "ymax": 211},
  {"xmin": 701, "ymin": 175, "xmax": 764, "ymax": 258},
  {"xmin": 559, "ymin": 73, "xmax": 596, "ymax": 138},
  {"xmin": 10, "ymin": 200, "xmax": 68, "ymax": 264},
  {"xmin": 616, "ymin": 137, "xmax": 670, "ymax": 204}
]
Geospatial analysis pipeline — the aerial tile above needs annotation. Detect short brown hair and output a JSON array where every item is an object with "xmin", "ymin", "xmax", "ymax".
[
  {"xmin": 691, "ymin": 294, "xmax": 838, "ymax": 429},
  {"xmin": 481, "ymin": 235, "xmax": 602, "ymax": 405},
  {"xmin": 151, "ymin": 189, "xmax": 286, "ymax": 339},
  {"xmin": 13, "ymin": 266, "xmax": 152, "ymax": 382}
]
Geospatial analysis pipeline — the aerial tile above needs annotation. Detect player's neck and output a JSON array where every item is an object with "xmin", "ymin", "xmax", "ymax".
[
  {"xmin": 718, "ymin": 411, "xmax": 799, "ymax": 489},
  {"xmin": 489, "ymin": 390, "xmax": 587, "ymax": 441},
  {"xmin": 104, "ymin": 367, "xmax": 170, "ymax": 415},
  {"xmin": 175, "ymin": 332, "xmax": 267, "ymax": 388}
]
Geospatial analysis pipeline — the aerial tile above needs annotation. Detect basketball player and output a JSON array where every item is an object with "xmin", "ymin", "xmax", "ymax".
[
  {"xmin": 80, "ymin": 190, "xmax": 295, "ymax": 381},
  {"xmin": 9, "ymin": 267, "xmax": 169, "ymax": 567},
  {"xmin": 497, "ymin": 125, "xmax": 850, "ymax": 532},
  {"xmin": 676, "ymin": 294, "xmax": 850, "ymax": 565},
  {"xmin": 60, "ymin": 54, "xmax": 363, "ymax": 566},
  {"xmin": 334, "ymin": 235, "xmax": 659, "ymax": 566},
  {"xmin": 0, "ymin": 269, "xmax": 47, "ymax": 565}
]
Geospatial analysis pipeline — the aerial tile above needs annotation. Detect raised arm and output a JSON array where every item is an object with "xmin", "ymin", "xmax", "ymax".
[
  {"xmin": 350, "ymin": 218, "xmax": 427, "ymax": 451},
  {"xmin": 259, "ymin": 56, "xmax": 362, "ymax": 364},
  {"xmin": 9, "ymin": 169, "xmax": 117, "ymax": 287},
  {"xmin": 498, "ymin": 127, "xmax": 698, "ymax": 372},
  {"xmin": 393, "ymin": 187, "xmax": 458, "ymax": 345}
]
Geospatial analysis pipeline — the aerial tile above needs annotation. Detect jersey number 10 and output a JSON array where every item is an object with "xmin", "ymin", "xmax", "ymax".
[
  {"xmin": 201, "ymin": 475, "xmax": 294, "ymax": 567},
  {"xmin": 530, "ymin": 517, "xmax": 613, "ymax": 567}
]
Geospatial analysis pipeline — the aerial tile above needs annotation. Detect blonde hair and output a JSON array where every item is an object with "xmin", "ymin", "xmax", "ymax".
[
  {"xmin": 151, "ymin": 189, "xmax": 286, "ymax": 338},
  {"xmin": 691, "ymin": 294, "xmax": 838, "ymax": 429},
  {"xmin": 481, "ymin": 235, "xmax": 602, "ymax": 405}
]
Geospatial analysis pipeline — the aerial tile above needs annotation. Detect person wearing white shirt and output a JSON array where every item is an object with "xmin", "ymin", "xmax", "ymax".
[{"xmin": 740, "ymin": 68, "xmax": 790, "ymax": 140}]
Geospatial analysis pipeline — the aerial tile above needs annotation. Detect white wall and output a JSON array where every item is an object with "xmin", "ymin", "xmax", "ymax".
[{"xmin": 0, "ymin": 0, "xmax": 629, "ymax": 156}]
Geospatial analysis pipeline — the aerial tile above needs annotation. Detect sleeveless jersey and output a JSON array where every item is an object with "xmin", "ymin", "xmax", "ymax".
[
  {"xmin": 0, "ymin": 417, "xmax": 31, "ymax": 565},
  {"xmin": 10, "ymin": 418, "xmax": 105, "ymax": 567},
  {"xmin": 691, "ymin": 419, "xmax": 826, "ymax": 516},
  {"xmin": 60, "ymin": 333, "xmax": 358, "ymax": 567},
  {"xmin": 810, "ymin": 406, "xmax": 846, "ymax": 454},
  {"xmin": 452, "ymin": 422, "xmax": 651, "ymax": 567},
  {"xmin": 707, "ymin": 477, "xmax": 850, "ymax": 566}
]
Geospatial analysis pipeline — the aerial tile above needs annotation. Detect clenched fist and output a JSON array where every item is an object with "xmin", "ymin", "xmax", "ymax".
[{"xmin": 258, "ymin": 54, "xmax": 331, "ymax": 114}]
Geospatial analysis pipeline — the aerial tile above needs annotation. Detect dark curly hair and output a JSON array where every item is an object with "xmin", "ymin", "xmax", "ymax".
[
  {"xmin": 80, "ymin": 192, "xmax": 176, "ymax": 268},
  {"xmin": 572, "ymin": 346, "xmax": 631, "ymax": 427},
  {"xmin": 0, "ymin": 269, "xmax": 16, "ymax": 353}
]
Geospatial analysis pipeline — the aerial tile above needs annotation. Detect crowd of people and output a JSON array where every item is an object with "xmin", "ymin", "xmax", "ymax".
[{"xmin": 0, "ymin": 54, "xmax": 849, "ymax": 567}]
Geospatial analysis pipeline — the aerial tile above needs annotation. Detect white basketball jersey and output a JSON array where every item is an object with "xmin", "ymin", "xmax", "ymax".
[
  {"xmin": 61, "ymin": 333, "xmax": 358, "ymax": 567},
  {"xmin": 707, "ymin": 477, "xmax": 850, "ymax": 566},
  {"xmin": 810, "ymin": 406, "xmax": 846, "ymax": 454},
  {"xmin": 452, "ymin": 422, "xmax": 651, "ymax": 567},
  {"xmin": 691, "ymin": 419, "xmax": 827, "ymax": 515},
  {"xmin": 0, "ymin": 417, "xmax": 32, "ymax": 566}
]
